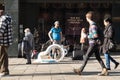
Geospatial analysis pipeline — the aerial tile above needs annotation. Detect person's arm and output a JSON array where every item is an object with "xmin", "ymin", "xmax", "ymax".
[
  {"xmin": 0, "ymin": 17, "xmax": 7, "ymax": 36},
  {"xmin": 80, "ymin": 32, "xmax": 82, "ymax": 43},
  {"xmin": 0, "ymin": 15, "xmax": 12, "ymax": 36},
  {"xmin": 48, "ymin": 31, "xmax": 53, "ymax": 42},
  {"xmin": 32, "ymin": 35, "xmax": 35, "ymax": 50},
  {"xmin": 88, "ymin": 26, "xmax": 98, "ymax": 39},
  {"xmin": 92, "ymin": 26, "xmax": 98, "ymax": 38},
  {"xmin": 60, "ymin": 32, "xmax": 62, "ymax": 42},
  {"xmin": 104, "ymin": 26, "xmax": 113, "ymax": 39}
]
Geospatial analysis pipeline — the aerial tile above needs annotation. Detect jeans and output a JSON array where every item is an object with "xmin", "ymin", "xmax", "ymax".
[
  {"xmin": 104, "ymin": 53, "xmax": 117, "ymax": 69},
  {"xmin": 80, "ymin": 44, "xmax": 106, "ymax": 72}
]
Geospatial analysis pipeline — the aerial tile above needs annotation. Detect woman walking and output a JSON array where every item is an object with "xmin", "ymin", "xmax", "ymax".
[{"xmin": 102, "ymin": 18, "xmax": 119, "ymax": 70}]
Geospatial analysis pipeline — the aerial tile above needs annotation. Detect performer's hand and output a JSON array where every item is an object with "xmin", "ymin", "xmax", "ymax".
[{"xmin": 50, "ymin": 39, "xmax": 53, "ymax": 42}]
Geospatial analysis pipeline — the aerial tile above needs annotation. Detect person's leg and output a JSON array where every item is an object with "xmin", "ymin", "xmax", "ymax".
[
  {"xmin": 0, "ymin": 46, "xmax": 9, "ymax": 74},
  {"xmin": 80, "ymin": 45, "xmax": 94, "ymax": 72},
  {"xmin": 104, "ymin": 53, "xmax": 110, "ymax": 69},
  {"xmin": 95, "ymin": 48, "xmax": 106, "ymax": 69},
  {"xmin": 94, "ymin": 46, "xmax": 108, "ymax": 76},
  {"xmin": 81, "ymin": 43, "xmax": 84, "ymax": 51},
  {"xmin": 80, "ymin": 43, "xmax": 85, "ymax": 60},
  {"xmin": 51, "ymin": 40, "xmax": 57, "ymax": 59},
  {"xmin": 73, "ymin": 44, "xmax": 95, "ymax": 75},
  {"xmin": 52, "ymin": 40, "xmax": 61, "ymax": 59},
  {"xmin": 26, "ymin": 51, "xmax": 31, "ymax": 64},
  {"xmin": 109, "ymin": 55, "xmax": 116, "ymax": 63},
  {"xmin": 109, "ymin": 55, "xmax": 119, "ymax": 69}
]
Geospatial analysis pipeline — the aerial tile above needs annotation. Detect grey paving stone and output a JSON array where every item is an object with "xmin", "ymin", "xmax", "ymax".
[{"xmin": 0, "ymin": 55, "xmax": 119, "ymax": 80}]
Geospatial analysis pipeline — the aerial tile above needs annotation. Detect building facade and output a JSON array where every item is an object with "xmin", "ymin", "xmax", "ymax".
[
  {"xmin": 1, "ymin": 0, "xmax": 18, "ymax": 57},
  {"xmin": 2, "ymin": 0, "xmax": 120, "ymax": 56}
]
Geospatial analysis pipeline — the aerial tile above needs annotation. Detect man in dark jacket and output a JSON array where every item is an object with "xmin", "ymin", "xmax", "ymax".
[{"xmin": 22, "ymin": 28, "xmax": 34, "ymax": 64}]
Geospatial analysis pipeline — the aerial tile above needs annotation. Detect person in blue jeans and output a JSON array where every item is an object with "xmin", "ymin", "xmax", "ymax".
[{"xmin": 103, "ymin": 18, "xmax": 119, "ymax": 70}]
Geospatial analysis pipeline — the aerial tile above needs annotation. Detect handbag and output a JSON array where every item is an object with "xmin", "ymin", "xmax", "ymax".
[
  {"xmin": 108, "ymin": 40, "xmax": 115, "ymax": 50},
  {"xmin": 96, "ymin": 39, "xmax": 102, "ymax": 45}
]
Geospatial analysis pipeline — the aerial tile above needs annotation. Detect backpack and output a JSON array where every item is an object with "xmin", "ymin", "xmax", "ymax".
[{"xmin": 108, "ymin": 26, "xmax": 116, "ymax": 51}]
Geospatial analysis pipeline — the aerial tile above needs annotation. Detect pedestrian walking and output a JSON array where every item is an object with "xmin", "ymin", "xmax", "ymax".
[
  {"xmin": 80, "ymin": 28, "xmax": 88, "ymax": 59},
  {"xmin": 0, "ymin": 4, "xmax": 13, "ymax": 77},
  {"xmin": 102, "ymin": 17, "xmax": 119, "ymax": 70},
  {"xmin": 80, "ymin": 28, "xmax": 87, "ymax": 51},
  {"xmin": 73, "ymin": 11, "xmax": 108, "ymax": 76}
]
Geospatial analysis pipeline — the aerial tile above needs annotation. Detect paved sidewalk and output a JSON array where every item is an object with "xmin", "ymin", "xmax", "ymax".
[{"xmin": 0, "ymin": 55, "xmax": 120, "ymax": 80}]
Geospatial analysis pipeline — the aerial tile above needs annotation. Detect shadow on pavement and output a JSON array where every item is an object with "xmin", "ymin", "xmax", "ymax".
[{"xmin": 5, "ymin": 71, "xmax": 120, "ymax": 77}]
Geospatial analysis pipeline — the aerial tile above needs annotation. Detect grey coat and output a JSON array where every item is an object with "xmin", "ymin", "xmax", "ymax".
[
  {"xmin": 21, "ymin": 32, "xmax": 34, "ymax": 56},
  {"xmin": 102, "ymin": 25, "xmax": 113, "ymax": 53},
  {"xmin": 23, "ymin": 32, "xmax": 34, "ymax": 51}
]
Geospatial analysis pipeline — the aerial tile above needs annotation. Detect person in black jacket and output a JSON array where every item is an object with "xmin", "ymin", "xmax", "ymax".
[
  {"xmin": 22, "ymin": 28, "xmax": 34, "ymax": 64},
  {"xmin": 102, "ymin": 18, "xmax": 119, "ymax": 70}
]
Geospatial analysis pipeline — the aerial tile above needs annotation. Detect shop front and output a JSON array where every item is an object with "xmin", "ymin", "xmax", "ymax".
[{"xmin": 19, "ymin": 0, "xmax": 117, "ymax": 51}]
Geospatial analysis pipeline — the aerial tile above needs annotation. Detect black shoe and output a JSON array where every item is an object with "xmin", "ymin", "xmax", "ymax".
[
  {"xmin": 26, "ymin": 62, "xmax": 31, "ymax": 64},
  {"xmin": 115, "ymin": 62, "xmax": 119, "ymax": 69},
  {"xmin": 107, "ymin": 68, "xmax": 111, "ymax": 70}
]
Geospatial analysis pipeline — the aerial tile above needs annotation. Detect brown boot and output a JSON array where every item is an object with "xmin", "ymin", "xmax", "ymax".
[
  {"xmin": 98, "ymin": 68, "xmax": 108, "ymax": 76},
  {"xmin": 73, "ymin": 68, "xmax": 81, "ymax": 75}
]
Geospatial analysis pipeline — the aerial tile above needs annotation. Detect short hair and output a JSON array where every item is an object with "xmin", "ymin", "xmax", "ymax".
[
  {"xmin": 54, "ymin": 21, "xmax": 59, "ymax": 25},
  {"xmin": 104, "ymin": 17, "xmax": 112, "ymax": 23},
  {"xmin": 24, "ymin": 28, "xmax": 30, "ymax": 32},
  {"xmin": 86, "ymin": 11, "xmax": 95, "ymax": 20}
]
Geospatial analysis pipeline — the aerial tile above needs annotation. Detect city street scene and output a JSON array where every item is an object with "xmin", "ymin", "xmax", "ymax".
[{"xmin": 0, "ymin": 0, "xmax": 120, "ymax": 80}]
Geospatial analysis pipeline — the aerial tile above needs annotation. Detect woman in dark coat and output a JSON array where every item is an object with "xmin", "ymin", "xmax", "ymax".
[{"xmin": 102, "ymin": 18, "xmax": 119, "ymax": 70}]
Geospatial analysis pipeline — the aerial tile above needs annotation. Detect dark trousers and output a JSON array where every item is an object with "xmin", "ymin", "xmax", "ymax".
[
  {"xmin": 80, "ymin": 44, "xmax": 106, "ymax": 72},
  {"xmin": 81, "ymin": 43, "xmax": 84, "ymax": 51},
  {"xmin": 25, "ymin": 50, "xmax": 31, "ymax": 63},
  {"xmin": 0, "ymin": 46, "xmax": 9, "ymax": 73},
  {"xmin": 81, "ymin": 43, "xmax": 86, "ymax": 60}
]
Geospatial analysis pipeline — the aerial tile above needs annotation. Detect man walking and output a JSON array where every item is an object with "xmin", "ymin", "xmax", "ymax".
[
  {"xmin": 0, "ymin": 4, "xmax": 13, "ymax": 77},
  {"xmin": 73, "ymin": 11, "xmax": 108, "ymax": 76}
]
